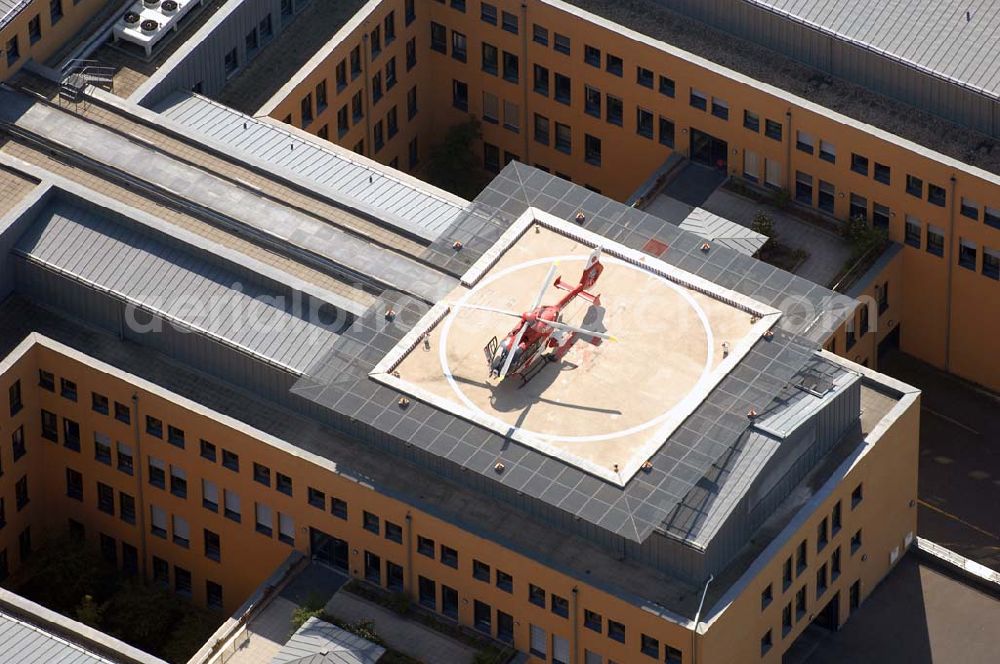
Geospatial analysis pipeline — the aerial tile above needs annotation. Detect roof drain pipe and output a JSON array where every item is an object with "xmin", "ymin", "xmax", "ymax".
[
  {"xmin": 691, "ymin": 574, "xmax": 713, "ymax": 664},
  {"xmin": 571, "ymin": 586, "xmax": 579, "ymax": 664},
  {"xmin": 520, "ymin": 2, "xmax": 530, "ymax": 165},
  {"xmin": 943, "ymin": 174, "xmax": 957, "ymax": 372}
]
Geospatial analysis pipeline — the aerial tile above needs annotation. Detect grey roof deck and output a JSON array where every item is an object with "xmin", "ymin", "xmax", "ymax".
[
  {"xmin": 292, "ymin": 163, "xmax": 858, "ymax": 544},
  {"xmin": 746, "ymin": 0, "xmax": 1000, "ymax": 98},
  {"xmin": 153, "ymin": 92, "xmax": 469, "ymax": 243},
  {"xmin": 0, "ymin": 88, "xmax": 456, "ymax": 304},
  {"xmin": 271, "ymin": 617, "xmax": 385, "ymax": 664},
  {"xmin": 0, "ymin": 611, "xmax": 116, "ymax": 664},
  {"xmin": 13, "ymin": 197, "xmax": 345, "ymax": 374}
]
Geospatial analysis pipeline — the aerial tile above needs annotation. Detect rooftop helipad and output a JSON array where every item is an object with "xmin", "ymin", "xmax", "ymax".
[{"xmin": 373, "ymin": 210, "xmax": 780, "ymax": 485}]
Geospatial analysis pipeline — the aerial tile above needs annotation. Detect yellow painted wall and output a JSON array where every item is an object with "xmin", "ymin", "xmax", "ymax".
[
  {"xmin": 0, "ymin": 338, "xmax": 919, "ymax": 663},
  {"xmin": 0, "ymin": 0, "xmax": 104, "ymax": 81}
]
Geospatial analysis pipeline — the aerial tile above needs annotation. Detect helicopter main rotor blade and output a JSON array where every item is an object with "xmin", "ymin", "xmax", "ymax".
[
  {"xmin": 448, "ymin": 303, "xmax": 522, "ymax": 318},
  {"xmin": 531, "ymin": 263, "xmax": 560, "ymax": 310},
  {"xmin": 498, "ymin": 322, "xmax": 528, "ymax": 380},
  {"xmin": 545, "ymin": 319, "xmax": 618, "ymax": 342}
]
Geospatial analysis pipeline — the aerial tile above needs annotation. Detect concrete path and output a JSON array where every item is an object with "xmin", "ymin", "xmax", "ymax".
[
  {"xmin": 701, "ymin": 189, "xmax": 852, "ymax": 287},
  {"xmin": 325, "ymin": 592, "xmax": 478, "ymax": 664}
]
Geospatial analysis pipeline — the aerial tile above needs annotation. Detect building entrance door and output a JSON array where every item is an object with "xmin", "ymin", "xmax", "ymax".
[
  {"xmin": 690, "ymin": 129, "xmax": 728, "ymax": 171},
  {"xmin": 815, "ymin": 591, "xmax": 840, "ymax": 631},
  {"xmin": 310, "ymin": 527, "xmax": 349, "ymax": 572}
]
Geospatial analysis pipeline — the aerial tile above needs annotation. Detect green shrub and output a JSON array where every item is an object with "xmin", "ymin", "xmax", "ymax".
[
  {"xmin": 751, "ymin": 210, "xmax": 775, "ymax": 238},
  {"xmin": 386, "ymin": 592, "xmax": 411, "ymax": 615}
]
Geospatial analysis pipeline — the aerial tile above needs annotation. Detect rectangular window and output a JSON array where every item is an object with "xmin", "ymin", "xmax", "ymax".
[
  {"xmin": 221, "ymin": 449, "xmax": 239, "ymax": 472},
  {"xmin": 608, "ymin": 619, "xmax": 625, "ymax": 643},
  {"xmin": 150, "ymin": 505, "xmax": 167, "ymax": 538},
  {"xmin": 148, "ymin": 457, "xmax": 165, "ymax": 489},
  {"xmin": 959, "ymin": 238, "xmax": 978, "ymax": 269},
  {"xmin": 585, "ymin": 134, "xmax": 601, "ymax": 165},
  {"xmin": 761, "ymin": 629, "xmax": 773, "ymax": 656},
  {"xmin": 122, "ymin": 542, "xmax": 138, "ymax": 575},
  {"xmin": 743, "ymin": 149, "xmax": 759, "ymax": 182},
  {"xmin": 658, "ymin": 74, "xmax": 675, "ymax": 97},
  {"xmin": 554, "ymin": 73, "xmax": 570, "ymax": 104},
  {"xmin": 405, "ymin": 0, "xmax": 415, "ymax": 24},
  {"xmin": 502, "ymin": 11, "xmax": 518, "ymax": 34},
  {"xmin": 658, "ymin": 116, "xmax": 675, "ymax": 148},
  {"xmin": 795, "ymin": 171, "xmax": 813, "ymax": 205},
  {"xmin": 60, "ymin": 378, "xmax": 77, "ymax": 401},
  {"xmin": 636, "ymin": 107, "xmax": 653, "ymax": 138},
  {"xmin": 430, "ymin": 22, "xmax": 446, "ymax": 53},
  {"xmin": 927, "ymin": 225, "xmax": 945, "ymax": 257},
  {"xmin": 452, "ymin": 79, "xmax": 468, "ymax": 110},
  {"xmin": 173, "ymin": 515, "xmax": 190, "ymax": 548},
  {"xmin": 529, "ymin": 583, "xmax": 545, "ymax": 607},
  {"xmin": 636, "ymin": 66, "xmax": 653, "ymax": 88},
  {"xmin": 50, "ymin": 0, "xmax": 62, "ymax": 25},
  {"xmin": 417, "ymin": 535, "xmax": 435, "ymax": 557},
  {"xmin": 332, "ymin": 497, "xmax": 348, "ymax": 519},
  {"xmin": 765, "ymin": 119, "xmax": 783, "ymax": 141},
  {"xmin": 474, "ymin": 599, "xmax": 492, "ymax": 633},
  {"xmin": 873, "ymin": 203, "xmax": 890, "ymax": 230},
  {"xmin": 553, "ymin": 33, "xmax": 570, "ymax": 55},
  {"xmin": 384, "ymin": 520, "xmax": 402, "ymax": 543},
  {"xmin": 984, "ymin": 206, "xmax": 1000, "ymax": 229},
  {"xmin": 253, "ymin": 462, "xmax": 271, "ymax": 487},
  {"xmin": 502, "ymin": 51, "xmax": 519, "ymax": 83},
  {"xmin": 782, "ymin": 556, "xmax": 793, "ymax": 590},
  {"xmin": 175, "ymin": 566, "xmax": 192, "ymax": 597},
  {"xmin": 849, "ymin": 194, "xmax": 868, "ymax": 222},
  {"xmin": 711, "ymin": 97, "xmax": 729, "ymax": 120},
  {"xmin": 116, "ymin": 442, "xmax": 133, "ymax": 476},
  {"xmin": 451, "ymin": 30, "xmax": 466, "ymax": 62},
  {"xmin": 25, "ymin": 15, "xmax": 42, "ymax": 45},
  {"xmin": 224, "ymin": 489, "xmax": 241, "ymax": 522},
  {"xmin": 406, "ymin": 37, "xmax": 416, "ymax": 71},
  {"xmin": 818, "ymin": 180, "xmax": 835, "ymax": 213},
  {"xmin": 641, "ymin": 634, "xmax": 659, "ymax": 657},
  {"xmin": 984, "ymin": 248, "xmax": 1000, "ymax": 280},
  {"xmin": 63, "ymin": 418, "xmax": 80, "ymax": 451},
  {"xmin": 496, "ymin": 569, "xmax": 513, "ymax": 593},
  {"xmin": 498, "ymin": 610, "xmax": 514, "ymax": 643},
  {"xmin": 851, "ymin": 483, "xmax": 863, "ymax": 508},
  {"xmin": 795, "ymin": 585, "xmax": 807, "ymax": 619},
  {"xmin": 440, "ymin": 544, "xmax": 458, "ymax": 568},
  {"xmin": 874, "ymin": 162, "xmax": 891, "ymax": 185},
  {"xmin": 689, "ymin": 88, "xmax": 707, "ymax": 111},
  {"xmin": 761, "ymin": 583, "xmax": 773, "ymax": 609},
  {"xmin": 167, "ymin": 425, "xmax": 184, "ymax": 448},
  {"xmin": 961, "ymin": 197, "xmax": 980, "ymax": 220},
  {"xmin": 255, "ymin": 503, "xmax": 273, "ymax": 536},
  {"xmin": 532, "ymin": 64, "xmax": 549, "ymax": 97},
  {"xmin": 170, "ymin": 465, "xmax": 187, "ymax": 499},
  {"xmin": 39, "ymin": 370, "xmax": 54, "ymax": 391},
  {"xmin": 818, "ymin": 517, "xmax": 829, "ymax": 551},
  {"xmin": 207, "ymin": 581, "xmax": 223, "ymax": 610},
  {"xmin": 279, "ymin": 513, "xmax": 295, "ymax": 545},
  {"xmin": 94, "ymin": 432, "xmax": 111, "ymax": 464},
  {"xmin": 584, "ymin": 45, "xmax": 600, "ymax": 67},
  {"xmin": 224, "ymin": 49, "xmax": 238, "ymax": 77},
  {"xmin": 584, "ymin": 85, "xmax": 601, "ymax": 117},
  {"xmin": 906, "ymin": 174, "xmax": 923, "ymax": 197},
  {"xmin": 905, "ymin": 216, "xmax": 921, "ymax": 248},
  {"xmin": 782, "ymin": 602, "xmax": 792, "ymax": 635},
  {"xmin": 555, "ymin": 122, "xmax": 571, "ymax": 154},
  {"xmin": 765, "ymin": 159, "xmax": 782, "ymax": 190},
  {"xmin": 97, "ymin": 482, "xmax": 115, "ymax": 515},
  {"xmin": 152, "ymin": 556, "xmax": 169, "ymax": 587},
  {"xmin": 744, "ymin": 110, "xmax": 760, "ymax": 132},
  {"xmin": 145, "ymin": 416, "xmax": 163, "ymax": 438},
  {"xmin": 851, "ymin": 528, "xmax": 863, "ymax": 554},
  {"xmin": 530, "ymin": 625, "xmax": 547, "ymax": 658},
  {"xmin": 534, "ymin": 113, "xmax": 549, "ymax": 145},
  {"xmin": 363, "ymin": 510, "xmax": 380, "ymax": 533},
  {"xmin": 245, "ymin": 27, "xmax": 258, "ymax": 54},
  {"xmin": 336, "ymin": 60, "xmax": 347, "ymax": 90},
  {"xmin": 584, "ymin": 609, "xmax": 602, "ymax": 632},
  {"xmin": 820, "ymin": 140, "xmax": 836, "ymax": 163},
  {"xmin": 796, "ymin": 130, "xmax": 814, "ymax": 154},
  {"xmin": 91, "ymin": 392, "xmax": 108, "ymax": 415},
  {"xmin": 606, "ymin": 95, "xmax": 623, "ymax": 126},
  {"xmin": 481, "ymin": 42, "xmax": 498, "ymax": 75},
  {"xmin": 66, "ymin": 468, "xmax": 83, "ymax": 500},
  {"xmin": 551, "ymin": 594, "xmax": 569, "ymax": 618},
  {"xmin": 41, "ymin": 409, "xmax": 58, "ymax": 442},
  {"xmin": 851, "ymin": 153, "xmax": 869, "ymax": 175},
  {"xmin": 481, "ymin": 2, "xmax": 496, "ymax": 24},
  {"xmin": 418, "ymin": 576, "xmax": 436, "ymax": 609},
  {"xmin": 796, "ymin": 539, "xmax": 808, "ymax": 575},
  {"xmin": 114, "ymin": 401, "xmax": 130, "ymax": 424},
  {"xmin": 928, "ymin": 183, "xmax": 947, "ymax": 207},
  {"xmin": 473, "ymin": 559, "xmax": 491, "ymax": 582}
]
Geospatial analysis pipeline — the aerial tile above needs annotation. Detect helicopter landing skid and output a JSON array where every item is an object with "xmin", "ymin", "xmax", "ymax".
[{"xmin": 517, "ymin": 354, "xmax": 555, "ymax": 388}]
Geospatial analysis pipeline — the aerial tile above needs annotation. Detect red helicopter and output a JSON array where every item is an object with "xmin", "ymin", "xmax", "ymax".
[{"xmin": 451, "ymin": 247, "xmax": 617, "ymax": 384}]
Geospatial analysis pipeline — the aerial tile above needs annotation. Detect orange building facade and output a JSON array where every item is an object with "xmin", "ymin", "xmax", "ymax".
[
  {"xmin": 265, "ymin": 0, "xmax": 1000, "ymax": 393},
  {"xmin": 0, "ymin": 0, "xmax": 105, "ymax": 81},
  {"xmin": 0, "ymin": 331, "xmax": 918, "ymax": 664}
]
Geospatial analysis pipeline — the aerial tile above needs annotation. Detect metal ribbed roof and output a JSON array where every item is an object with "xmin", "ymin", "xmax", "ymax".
[
  {"xmin": 749, "ymin": 0, "xmax": 1000, "ymax": 97},
  {"xmin": 679, "ymin": 208, "xmax": 768, "ymax": 256},
  {"xmin": 153, "ymin": 91, "xmax": 468, "ymax": 241},
  {"xmin": 271, "ymin": 617, "xmax": 385, "ymax": 664},
  {"xmin": 0, "ymin": 0, "xmax": 27, "ymax": 30},
  {"xmin": 13, "ymin": 198, "xmax": 342, "ymax": 374},
  {"xmin": 0, "ymin": 611, "xmax": 116, "ymax": 664}
]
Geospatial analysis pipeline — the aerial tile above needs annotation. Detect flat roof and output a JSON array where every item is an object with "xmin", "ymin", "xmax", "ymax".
[
  {"xmin": 743, "ymin": 0, "xmax": 1000, "ymax": 99},
  {"xmin": 153, "ymin": 91, "xmax": 469, "ymax": 242},
  {"xmin": 376, "ymin": 212, "xmax": 779, "ymax": 485}
]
